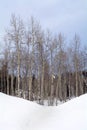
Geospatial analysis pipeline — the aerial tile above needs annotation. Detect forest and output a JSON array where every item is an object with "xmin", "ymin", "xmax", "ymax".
[{"xmin": 0, "ymin": 15, "xmax": 87, "ymax": 105}]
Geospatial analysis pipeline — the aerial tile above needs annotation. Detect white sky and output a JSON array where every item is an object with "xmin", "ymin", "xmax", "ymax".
[{"xmin": 0, "ymin": 0, "xmax": 87, "ymax": 46}]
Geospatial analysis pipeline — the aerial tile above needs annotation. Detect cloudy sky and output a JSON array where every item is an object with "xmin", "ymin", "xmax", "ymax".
[{"xmin": 0, "ymin": 0, "xmax": 87, "ymax": 47}]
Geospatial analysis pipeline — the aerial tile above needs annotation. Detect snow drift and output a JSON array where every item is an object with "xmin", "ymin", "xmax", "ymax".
[{"xmin": 0, "ymin": 93, "xmax": 87, "ymax": 130}]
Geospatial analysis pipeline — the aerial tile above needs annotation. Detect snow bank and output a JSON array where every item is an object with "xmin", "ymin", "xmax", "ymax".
[{"xmin": 0, "ymin": 92, "xmax": 87, "ymax": 130}]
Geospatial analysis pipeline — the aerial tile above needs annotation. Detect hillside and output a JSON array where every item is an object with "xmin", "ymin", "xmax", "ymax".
[{"xmin": 0, "ymin": 93, "xmax": 87, "ymax": 130}]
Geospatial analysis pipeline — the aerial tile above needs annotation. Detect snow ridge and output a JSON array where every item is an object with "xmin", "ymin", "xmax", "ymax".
[{"xmin": 0, "ymin": 93, "xmax": 87, "ymax": 130}]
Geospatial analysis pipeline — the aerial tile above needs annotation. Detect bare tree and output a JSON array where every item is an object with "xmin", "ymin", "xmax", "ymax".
[
  {"xmin": 72, "ymin": 34, "xmax": 81, "ymax": 96},
  {"xmin": 5, "ymin": 14, "xmax": 25, "ymax": 97}
]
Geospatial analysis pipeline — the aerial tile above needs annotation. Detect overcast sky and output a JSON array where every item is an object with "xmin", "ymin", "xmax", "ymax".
[{"xmin": 0, "ymin": 0, "xmax": 87, "ymax": 47}]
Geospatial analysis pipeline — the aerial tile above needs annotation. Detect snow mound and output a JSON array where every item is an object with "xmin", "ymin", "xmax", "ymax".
[{"xmin": 0, "ymin": 92, "xmax": 87, "ymax": 130}]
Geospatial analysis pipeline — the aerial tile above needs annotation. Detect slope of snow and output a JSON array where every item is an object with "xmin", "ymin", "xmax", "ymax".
[{"xmin": 0, "ymin": 93, "xmax": 87, "ymax": 130}]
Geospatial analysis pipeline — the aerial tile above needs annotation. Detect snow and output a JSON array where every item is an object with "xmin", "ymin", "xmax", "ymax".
[{"xmin": 0, "ymin": 93, "xmax": 87, "ymax": 130}]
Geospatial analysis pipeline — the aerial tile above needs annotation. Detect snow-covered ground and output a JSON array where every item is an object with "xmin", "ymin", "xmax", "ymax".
[{"xmin": 0, "ymin": 93, "xmax": 87, "ymax": 130}]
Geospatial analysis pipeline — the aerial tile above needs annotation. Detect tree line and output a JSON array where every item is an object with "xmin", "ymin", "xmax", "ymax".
[{"xmin": 0, "ymin": 15, "xmax": 87, "ymax": 105}]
